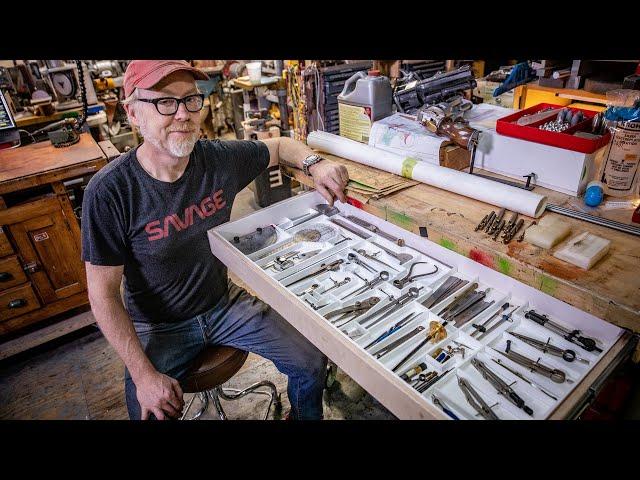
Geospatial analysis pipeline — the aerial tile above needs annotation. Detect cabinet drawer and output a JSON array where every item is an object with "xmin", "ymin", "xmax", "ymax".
[
  {"xmin": 0, "ymin": 283, "xmax": 41, "ymax": 322},
  {"xmin": 208, "ymin": 191, "xmax": 630, "ymax": 420},
  {"xmin": 0, "ymin": 227, "xmax": 13, "ymax": 257},
  {"xmin": 0, "ymin": 255, "xmax": 28, "ymax": 291}
]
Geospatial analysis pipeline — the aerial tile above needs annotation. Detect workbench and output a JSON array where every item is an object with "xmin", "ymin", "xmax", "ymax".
[
  {"xmin": 0, "ymin": 134, "xmax": 117, "ymax": 359},
  {"xmin": 284, "ymin": 156, "xmax": 640, "ymax": 357}
]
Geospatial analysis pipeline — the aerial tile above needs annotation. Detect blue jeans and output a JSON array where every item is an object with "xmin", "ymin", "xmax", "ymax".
[{"xmin": 125, "ymin": 280, "xmax": 327, "ymax": 420}]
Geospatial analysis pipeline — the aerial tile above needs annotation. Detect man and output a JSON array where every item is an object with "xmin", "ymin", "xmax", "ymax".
[{"xmin": 81, "ymin": 60, "xmax": 349, "ymax": 420}]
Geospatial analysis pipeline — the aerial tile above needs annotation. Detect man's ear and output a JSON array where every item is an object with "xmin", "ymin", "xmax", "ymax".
[{"xmin": 124, "ymin": 103, "xmax": 140, "ymax": 128}]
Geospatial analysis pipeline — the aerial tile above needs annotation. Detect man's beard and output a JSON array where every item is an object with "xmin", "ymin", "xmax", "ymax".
[{"xmin": 138, "ymin": 120, "xmax": 199, "ymax": 157}]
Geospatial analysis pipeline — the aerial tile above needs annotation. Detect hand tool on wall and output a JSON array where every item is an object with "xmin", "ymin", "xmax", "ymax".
[
  {"xmin": 324, "ymin": 296, "xmax": 381, "ymax": 327},
  {"xmin": 392, "ymin": 262, "xmax": 439, "ymax": 289},
  {"xmin": 457, "ymin": 376, "xmax": 500, "ymax": 420},
  {"xmin": 344, "ymin": 215, "xmax": 405, "ymax": 246},
  {"xmin": 494, "ymin": 340, "xmax": 571, "ymax": 384},
  {"xmin": 421, "ymin": 276, "xmax": 469, "ymax": 309},
  {"xmin": 391, "ymin": 321, "xmax": 448, "ymax": 373},
  {"xmin": 370, "ymin": 241, "xmax": 413, "ymax": 265},
  {"xmin": 283, "ymin": 259, "xmax": 344, "ymax": 287},
  {"xmin": 340, "ymin": 271, "xmax": 390, "ymax": 300},
  {"xmin": 431, "ymin": 394, "xmax": 460, "ymax": 420},
  {"xmin": 355, "ymin": 248, "xmax": 400, "ymax": 271},
  {"xmin": 524, "ymin": 310, "xmax": 603, "ymax": 354},
  {"xmin": 364, "ymin": 311, "xmax": 421, "ymax": 351},
  {"xmin": 360, "ymin": 287, "xmax": 423, "ymax": 328},
  {"xmin": 490, "ymin": 358, "xmax": 558, "ymax": 401},
  {"xmin": 346, "ymin": 252, "xmax": 377, "ymax": 273},
  {"xmin": 330, "ymin": 218, "xmax": 372, "ymax": 240},
  {"xmin": 471, "ymin": 358, "xmax": 534, "ymax": 416},
  {"xmin": 508, "ymin": 332, "xmax": 590, "ymax": 364},
  {"xmin": 470, "ymin": 303, "xmax": 511, "ymax": 337}
]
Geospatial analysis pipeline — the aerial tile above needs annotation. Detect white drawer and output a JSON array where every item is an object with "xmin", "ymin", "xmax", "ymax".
[{"xmin": 209, "ymin": 191, "xmax": 632, "ymax": 420}]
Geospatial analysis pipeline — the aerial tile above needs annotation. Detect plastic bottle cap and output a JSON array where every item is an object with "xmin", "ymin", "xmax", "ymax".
[{"xmin": 368, "ymin": 70, "xmax": 380, "ymax": 77}]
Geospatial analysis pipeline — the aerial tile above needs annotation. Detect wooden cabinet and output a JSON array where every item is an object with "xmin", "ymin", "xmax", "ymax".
[
  {"xmin": 0, "ymin": 134, "xmax": 111, "ymax": 338},
  {"xmin": 5, "ymin": 197, "xmax": 85, "ymax": 304}
]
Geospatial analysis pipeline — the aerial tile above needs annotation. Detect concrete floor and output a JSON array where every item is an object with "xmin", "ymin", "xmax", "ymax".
[{"xmin": 1, "ymin": 184, "xmax": 639, "ymax": 420}]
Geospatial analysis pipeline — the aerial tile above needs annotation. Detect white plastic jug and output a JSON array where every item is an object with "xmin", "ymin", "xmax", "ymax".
[{"xmin": 337, "ymin": 70, "xmax": 392, "ymax": 143}]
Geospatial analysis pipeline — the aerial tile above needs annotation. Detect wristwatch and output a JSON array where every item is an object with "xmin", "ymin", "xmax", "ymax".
[{"xmin": 302, "ymin": 154, "xmax": 324, "ymax": 177}]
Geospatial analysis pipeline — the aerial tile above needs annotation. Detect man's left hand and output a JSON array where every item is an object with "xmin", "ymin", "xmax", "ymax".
[{"xmin": 309, "ymin": 160, "xmax": 349, "ymax": 206}]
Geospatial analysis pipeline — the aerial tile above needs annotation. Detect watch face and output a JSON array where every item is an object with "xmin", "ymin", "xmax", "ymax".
[{"xmin": 52, "ymin": 72, "xmax": 74, "ymax": 97}]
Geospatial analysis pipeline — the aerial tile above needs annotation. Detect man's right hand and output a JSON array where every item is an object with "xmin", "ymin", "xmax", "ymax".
[{"xmin": 135, "ymin": 370, "xmax": 185, "ymax": 420}]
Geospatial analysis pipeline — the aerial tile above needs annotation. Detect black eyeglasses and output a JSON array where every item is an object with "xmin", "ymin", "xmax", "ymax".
[{"xmin": 137, "ymin": 93, "xmax": 205, "ymax": 115}]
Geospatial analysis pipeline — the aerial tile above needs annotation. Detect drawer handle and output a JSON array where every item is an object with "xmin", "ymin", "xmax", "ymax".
[
  {"xmin": 0, "ymin": 272, "xmax": 14, "ymax": 282},
  {"xmin": 8, "ymin": 299, "xmax": 27, "ymax": 309}
]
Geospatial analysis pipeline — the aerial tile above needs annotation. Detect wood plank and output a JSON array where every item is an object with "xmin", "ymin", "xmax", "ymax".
[
  {"xmin": 98, "ymin": 140, "xmax": 120, "ymax": 161},
  {"xmin": 0, "ymin": 161, "xmax": 105, "ymax": 195},
  {"xmin": 0, "ymin": 133, "xmax": 106, "ymax": 187},
  {"xmin": 0, "ymin": 196, "xmax": 60, "ymax": 228},
  {"xmin": 286, "ymin": 156, "xmax": 640, "ymax": 337},
  {"xmin": 0, "ymin": 291, "xmax": 89, "ymax": 336},
  {"xmin": 0, "ymin": 310, "xmax": 95, "ymax": 361},
  {"xmin": 526, "ymin": 84, "xmax": 608, "ymax": 104}
]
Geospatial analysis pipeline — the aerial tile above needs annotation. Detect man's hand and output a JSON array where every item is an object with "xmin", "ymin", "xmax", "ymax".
[
  {"xmin": 309, "ymin": 160, "xmax": 349, "ymax": 206},
  {"xmin": 135, "ymin": 370, "xmax": 185, "ymax": 420}
]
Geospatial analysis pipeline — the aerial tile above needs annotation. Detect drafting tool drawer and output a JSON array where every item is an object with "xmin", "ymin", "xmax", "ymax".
[{"xmin": 208, "ymin": 192, "xmax": 633, "ymax": 420}]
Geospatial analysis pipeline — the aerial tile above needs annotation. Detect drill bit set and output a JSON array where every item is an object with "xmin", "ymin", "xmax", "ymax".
[{"xmin": 475, "ymin": 208, "xmax": 526, "ymax": 244}]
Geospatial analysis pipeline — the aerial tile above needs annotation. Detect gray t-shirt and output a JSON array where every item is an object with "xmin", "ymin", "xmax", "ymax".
[{"xmin": 81, "ymin": 139, "xmax": 269, "ymax": 323}]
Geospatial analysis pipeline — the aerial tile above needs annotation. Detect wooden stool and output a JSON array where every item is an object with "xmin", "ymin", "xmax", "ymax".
[{"xmin": 180, "ymin": 345, "xmax": 281, "ymax": 420}]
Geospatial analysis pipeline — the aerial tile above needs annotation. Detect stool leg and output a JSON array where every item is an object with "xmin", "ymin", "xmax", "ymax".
[
  {"xmin": 209, "ymin": 388, "xmax": 227, "ymax": 420},
  {"xmin": 218, "ymin": 380, "xmax": 281, "ymax": 420},
  {"xmin": 181, "ymin": 392, "xmax": 209, "ymax": 420}
]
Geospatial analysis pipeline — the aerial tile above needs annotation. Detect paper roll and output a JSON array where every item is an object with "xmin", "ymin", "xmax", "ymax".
[{"xmin": 307, "ymin": 131, "xmax": 547, "ymax": 218}]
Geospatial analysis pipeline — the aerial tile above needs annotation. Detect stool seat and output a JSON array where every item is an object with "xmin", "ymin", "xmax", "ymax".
[{"xmin": 182, "ymin": 345, "xmax": 248, "ymax": 393}]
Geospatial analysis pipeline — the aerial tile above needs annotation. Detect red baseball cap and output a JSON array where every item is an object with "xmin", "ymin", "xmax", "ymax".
[{"xmin": 123, "ymin": 60, "xmax": 208, "ymax": 98}]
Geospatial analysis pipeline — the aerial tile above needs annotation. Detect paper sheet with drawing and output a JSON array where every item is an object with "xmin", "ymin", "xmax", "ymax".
[{"xmin": 368, "ymin": 113, "xmax": 449, "ymax": 165}]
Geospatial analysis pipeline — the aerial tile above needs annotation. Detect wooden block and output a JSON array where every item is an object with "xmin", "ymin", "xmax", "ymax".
[{"xmin": 441, "ymin": 146, "xmax": 470, "ymax": 171}]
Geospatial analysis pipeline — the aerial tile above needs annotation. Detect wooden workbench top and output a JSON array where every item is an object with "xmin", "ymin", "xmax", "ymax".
[
  {"xmin": 286, "ymin": 155, "xmax": 640, "ymax": 335},
  {"xmin": 0, "ymin": 133, "xmax": 108, "ymax": 194}
]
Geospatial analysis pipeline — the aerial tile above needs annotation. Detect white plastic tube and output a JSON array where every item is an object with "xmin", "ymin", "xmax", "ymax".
[{"xmin": 307, "ymin": 131, "xmax": 547, "ymax": 218}]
